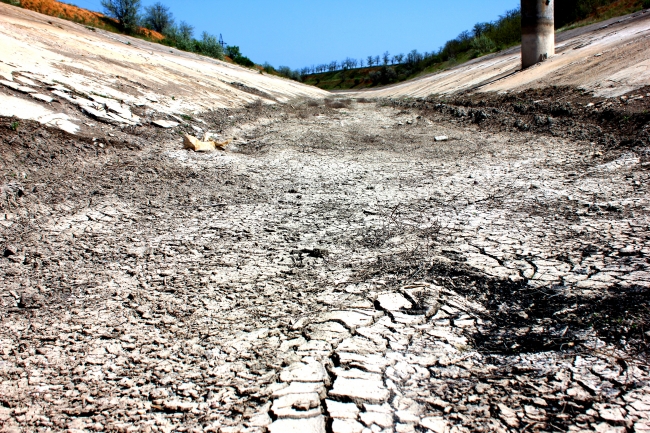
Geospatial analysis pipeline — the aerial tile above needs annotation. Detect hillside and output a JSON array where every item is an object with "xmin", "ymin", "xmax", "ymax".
[
  {"xmin": 2, "ymin": 0, "xmax": 165, "ymax": 40},
  {"xmin": 303, "ymin": 0, "xmax": 648, "ymax": 91},
  {"xmin": 0, "ymin": 3, "xmax": 327, "ymax": 135},
  {"xmin": 347, "ymin": 10, "xmax": 650, "ymax": 99}
]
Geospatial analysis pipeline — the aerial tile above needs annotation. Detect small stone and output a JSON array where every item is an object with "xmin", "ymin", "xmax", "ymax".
[
  {"xmin": 268, "ymin": 416, "xmax": 326, "ymax": 433},
  {"xmin": 434, "ymin": 136, "xmax": 448, "ymax": 142},
  {"xmin": 332, "ymin": 419, "xmax": 365, "ymax": 433}
]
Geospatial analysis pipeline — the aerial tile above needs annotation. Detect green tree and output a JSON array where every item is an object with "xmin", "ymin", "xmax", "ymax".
[
  {"xmin": 179, "ymin": 21, "xmax": 194, "ymax": 40},
  {"xmin": 101, "ymin": 0, "xmax": 141, "ymax": 32},
  {"xmin": 200, "ymin": 32, "xmax": 224, "ymax": 59},
  {"xmin": 225, "ymin": 45, "xmax": 241, "ymax": 59},
  {"xmin": 143, "ymin": 2, "xmax": 173, "ymax": 33}
]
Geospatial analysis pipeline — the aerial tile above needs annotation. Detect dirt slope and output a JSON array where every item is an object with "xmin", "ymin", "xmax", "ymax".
[{"xmin": 348, "ymin": 10, "xmax": 650, "ymax": 99}]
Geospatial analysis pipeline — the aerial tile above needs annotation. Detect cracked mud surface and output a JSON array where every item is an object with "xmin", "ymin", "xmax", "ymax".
[{"xmin": 1, "ymin": 96, "xmax": 650, "ymax": 433}]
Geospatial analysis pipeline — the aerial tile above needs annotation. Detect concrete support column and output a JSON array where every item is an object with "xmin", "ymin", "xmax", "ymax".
[{"xmin": 521, "ymin": 0, "xmax": 555, "ymax": 68}]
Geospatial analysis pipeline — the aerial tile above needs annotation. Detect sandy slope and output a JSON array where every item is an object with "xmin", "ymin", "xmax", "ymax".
[
  {"xmin": 0, "ymin": 3, "xmax": 328, "ymax": 129},
  {"xmin": 348, "ymin": 10, "xmax": 650, "ymax": 99}
]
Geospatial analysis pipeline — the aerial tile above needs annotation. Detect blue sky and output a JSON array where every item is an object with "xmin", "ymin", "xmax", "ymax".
[{"xmin": 70, "ymin": 0, "xmax": 520, "ymax": 69}]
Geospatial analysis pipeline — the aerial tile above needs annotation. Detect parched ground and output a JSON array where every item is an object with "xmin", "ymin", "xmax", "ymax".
[{"xmin": 1, "ymin": 92, "xmax": 650, "ymax": 433}]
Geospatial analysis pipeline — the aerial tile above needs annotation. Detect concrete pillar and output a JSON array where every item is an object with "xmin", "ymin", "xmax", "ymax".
[{"xmin": 521, "ymin": 0, "xmax": 555, "ymax": 68}]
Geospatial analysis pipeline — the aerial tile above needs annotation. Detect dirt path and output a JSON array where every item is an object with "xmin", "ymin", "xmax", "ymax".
[{"xmin": 1, "ymin": 97, "xmax": 649, "ymax": 433}]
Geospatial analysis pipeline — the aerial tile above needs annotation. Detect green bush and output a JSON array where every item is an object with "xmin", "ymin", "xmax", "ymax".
[
  {"xmin": 644, "ymin": 0, "xmax": 650, "ymax": 9},
  {"xmin": 470, "ymin": 34, "xmax": 496, "ymax": 54}
]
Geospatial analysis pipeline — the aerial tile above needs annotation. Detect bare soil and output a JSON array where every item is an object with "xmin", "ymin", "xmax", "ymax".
[{"xmin": 1, "ymin": 91, "xmax": 649, "ymax": 432}]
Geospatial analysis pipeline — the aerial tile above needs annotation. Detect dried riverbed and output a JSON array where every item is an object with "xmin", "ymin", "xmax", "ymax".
[{"xmin": 1, "ymin": 96, "xmax": 649, "ymax": 433}]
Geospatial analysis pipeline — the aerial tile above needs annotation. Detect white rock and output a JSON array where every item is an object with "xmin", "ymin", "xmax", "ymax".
[
  {"xmin": 453, "ymin": 319, "xmax": 475, "ymax": 328},
  {"xmin": 280, "ymin": 336, "xmax": 307, "ymax": 352},
  {"xmin": 336, "ymin": 352, "xmax": 391, "ymax": 373},
  {"xmin": 396, "ymin": 423, "xmax": 416, "ymax": 433},
  {"xmin": 376, "ymin": 293, "xmax": 412, "ymax": 311},
  {"xmin": 359, "ymin": 411, "xmax": 393, "ymax": 428},
  {"xmin": 596, "ymin": 405, "xmax": 626, "ymax": 422},
  {"xmin": 363, "ymin": 403, "xmax": 393, "ymax": 413},
  {"xmin": 271, "ymin": 392, "xmax": 321, "ymax": 418},
  {"xmin": 420, "ymin": 417, "xmax": 449, "ymax": 433},
  {"xmin": 0, "ymin": 79, "xmax": 36, "ymax": 93},
  {"xmin": 269, "ymin": 416, "xmax": 326, "ymax": 433},
  {"xmin": 306, "ymin": 321, "xmax": 351, "ymax": 343},
  {"xmin": 434, "ymin": 136, "xmax": 448, "ymax": 142},
  {"xmin": 280, "ymin": 358, "xmax": 329, "ymax": 384},
  {"xmin": 0, "ymin": 94, "xmax": 79, "ymax": 134},
  {"xmin": 246, "ymin": 411, "xmax": 272, "ymax": 428},
  {"xmin": 14, "ymin": 76, "xmax": 40, "ymax": 87},
  {"xmin": 273, "ymin": 382, "xmax": 326, "ymax": 399},
  {"xmin": 325, "ymin": 400, "xmax": 360, "ymax": 419},
  {"xmin": 320, "ymin": 311, "xmax": 374, "ymax": 329},
  {"xmin": 396, "ymin": 410, "xmax": 420, "ymax": 423},
  {"xmin": 31, "ymin": 93, "xmax": 54, "ymax": 103},
  {"xmin": 332, "ymin": 367, "xmax": 383, "ymax": 381},
  {"xmin": 297, "ymin": 339, "xmax": 332, "ymax": 353},
  {"xmin": 329, "ymin": 377, "xmax": 389, "ymax": 404},
  {"xmin": 391, "ymin": 312, "xmax": 425, "ymax": 325},
  {"xmin": 332, "ymin": 418, "xmax": 365, "ymax": 433},
  {"xmin": 337, "ymin": 336, "xmax": 384, "ymax": 354},
  {"xmin": 152, "ymin": 119, "xmax": 179, "ymax": 128}
]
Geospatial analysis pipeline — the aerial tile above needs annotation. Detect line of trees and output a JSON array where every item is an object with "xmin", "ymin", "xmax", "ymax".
[
  {"xmin": 100, "ymin": 0, "xmax": 254, "ymax": 66},
  {"xmin": 295, "ymin": 7, "xmax": 521, "ymax": 82}
]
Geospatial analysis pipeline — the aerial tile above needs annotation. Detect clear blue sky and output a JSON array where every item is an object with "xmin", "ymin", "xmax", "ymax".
[{"xmin": 70, "ymin": 0, "xmax": 520, "ymax": 69}]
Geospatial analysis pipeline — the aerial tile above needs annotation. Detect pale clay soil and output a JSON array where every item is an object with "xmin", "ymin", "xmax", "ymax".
[{"xmin": 1, "ymin": 96, "xmax": 650, "ymax": 433}]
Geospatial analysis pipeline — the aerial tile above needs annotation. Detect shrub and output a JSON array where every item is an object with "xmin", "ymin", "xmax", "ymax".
[{"xmin": 470, "ymin": 34, "xmax": 496, "ymax": 54}]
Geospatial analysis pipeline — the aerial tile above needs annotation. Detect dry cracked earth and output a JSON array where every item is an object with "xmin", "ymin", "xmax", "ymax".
[{"xmin": 1, "ymin": 93, "xmax": 650, "ymax": 433}]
